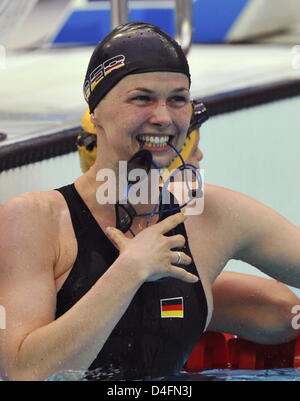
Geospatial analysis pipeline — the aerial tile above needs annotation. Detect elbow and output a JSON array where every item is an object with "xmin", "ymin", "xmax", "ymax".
[
  {"xmin": 256, "ymin": 287, "xmax": 300, "ymax": 345},
  {"xmin": 1, "ymin": 357, "xmax": 49, "ymax": 381},
  {"xmin": 274, "ymin": 296, "xmax": 300, "ymax": 344},
  {"xmin": 3, "ymin": 366, "xmax": 45, "ymax": 382}
]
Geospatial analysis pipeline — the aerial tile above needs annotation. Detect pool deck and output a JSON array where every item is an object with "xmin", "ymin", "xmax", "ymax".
[{"xmin": 0, "ymin": 43, "xmax": 300, "ymax": 147}]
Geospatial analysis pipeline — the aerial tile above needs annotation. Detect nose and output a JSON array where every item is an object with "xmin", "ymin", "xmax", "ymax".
[{"xmin": 148, "ymin": 102, "xmax": 172, "ymax": 129}]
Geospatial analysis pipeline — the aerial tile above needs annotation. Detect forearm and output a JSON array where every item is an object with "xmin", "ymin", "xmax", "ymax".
[
  {"xmin": 209, "ymin": 271, "xmax": 300, "ymax": 344},
  {"xmin": 8, "ymin": 256, "xmax": 142, "ymax": 381}
]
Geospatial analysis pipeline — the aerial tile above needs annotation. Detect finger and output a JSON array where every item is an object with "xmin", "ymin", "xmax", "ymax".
[
  {"xmin": 172, "ymin": 251, "xmax": 192, "ymax": 266},
  {"xmin": 105, "ymin": 227, "xmax": 128, "ymax": 251},
  {"xmin": 167, "ymin": 265, "xmax": 199, "ymax": 283},
  {"xmin": 167, "ymin": 234, "xmax": 186, "ymax": 249},
  {"xmin": 156, "ymin": 212, "xmax": 187, "ymax": 235}
]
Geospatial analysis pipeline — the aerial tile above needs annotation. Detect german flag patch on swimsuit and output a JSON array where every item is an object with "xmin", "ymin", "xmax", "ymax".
[{"xmin": 160, "ymin": 297, "xmax": 184, "ymax": 318}]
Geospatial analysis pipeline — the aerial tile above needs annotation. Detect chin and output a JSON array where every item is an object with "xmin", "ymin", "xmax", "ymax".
[{"xmin": 151, "ymin": 154, "xmax": 174, "ymax": 170}]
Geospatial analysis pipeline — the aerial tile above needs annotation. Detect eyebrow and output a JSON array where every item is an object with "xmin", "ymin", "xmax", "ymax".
[{"xmin": 128, "ymin": 87, "xmax": 189, "ymax": 94}]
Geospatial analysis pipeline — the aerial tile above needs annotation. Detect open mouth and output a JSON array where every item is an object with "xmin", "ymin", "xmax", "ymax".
[{"xmin": 136, "ymin": 134, "xmax": 174, "ymax": 151}]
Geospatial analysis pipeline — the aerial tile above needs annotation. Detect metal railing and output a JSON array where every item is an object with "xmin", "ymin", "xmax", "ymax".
[
  {"xmin": 111, "ymin": 0, "xmax": 128, "ymax": 30},
  {"xmin": 110, "ymin": 0, "xmax": 193, "ymax": 55}
]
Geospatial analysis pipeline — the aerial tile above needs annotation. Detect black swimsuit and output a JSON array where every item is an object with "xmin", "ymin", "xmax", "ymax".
[{"xmin": 55, "ymin": 183, "xmax": 208, "ymax": 379}]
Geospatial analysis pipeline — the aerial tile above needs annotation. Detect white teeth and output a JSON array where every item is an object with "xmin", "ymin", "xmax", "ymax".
[{"xmin": 137, "ymin": 135, "xmax": 170, "ymax": 147}]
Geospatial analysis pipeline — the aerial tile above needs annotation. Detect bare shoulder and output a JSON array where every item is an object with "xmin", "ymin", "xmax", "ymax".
[
  {"xmin": 204, "ymin": 183, "xmax": 252, "ymax": 210},
  {"xmin": 203, "ymin": 183, "xmax": 273, "ymax": 222},
  {"xmin": 1, "ymin": 190, "xmax": 63, "ymax": 220},
  {"xmin": 0, "ymin": 189, "xmax": 66, "ymax": 233},
  {"xmin": 190, "ymin": 183, "xmax": 277, "ymax": 255},
  {"xmin": 0, "ymin": 190, "xmax": 67, "ymax": 272},
  {"xmin": 194, "ymin": 183, "xmax": 250, "ymax": 227},
  {"xmin": 203, "ymin": 183, "xmax": 298, "ymax": 257}
]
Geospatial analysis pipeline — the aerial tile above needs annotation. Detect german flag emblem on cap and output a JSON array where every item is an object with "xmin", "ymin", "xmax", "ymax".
[{"xmin": 160, "ymin": 297, "xmax": 184, "ymax": 318}]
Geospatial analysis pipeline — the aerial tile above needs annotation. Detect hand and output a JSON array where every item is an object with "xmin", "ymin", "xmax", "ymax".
[{"xmin": 105, "ymin": 213, "xmax": 199, "ymax": 284}]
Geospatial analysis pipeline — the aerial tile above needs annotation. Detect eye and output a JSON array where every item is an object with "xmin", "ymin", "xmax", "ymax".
[
  {"xmin": 168, "ymin": 96, "xmax": 189, "ymax": 108},
  {"xmin": 130, "ymin": 95, "xmax": 152, "ymax": 106}
]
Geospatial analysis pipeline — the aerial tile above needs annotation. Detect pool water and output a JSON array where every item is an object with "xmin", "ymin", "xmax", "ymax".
[
  {"xmin": 179, "ymin": 369, "xmax": 300, "ymax": 381},
  {"xmin": 45, "ymin": 368, "xmax": 300, "ymax": 381}
]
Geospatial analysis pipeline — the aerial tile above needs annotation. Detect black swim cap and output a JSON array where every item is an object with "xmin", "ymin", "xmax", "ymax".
[{"xmin": 84, "ymin": 22, "xmax": 191, "ymax": 113}]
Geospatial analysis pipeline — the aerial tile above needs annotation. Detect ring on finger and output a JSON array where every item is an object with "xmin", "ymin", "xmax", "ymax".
[{"xmin": 176, "ymin": 251, "xmax": 183, "ymax": 265}]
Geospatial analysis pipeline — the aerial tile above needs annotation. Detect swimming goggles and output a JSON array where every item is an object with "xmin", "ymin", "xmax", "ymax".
[{"xmin": 115, "ymin": 149, "xmax": 153, "ymax": 233}]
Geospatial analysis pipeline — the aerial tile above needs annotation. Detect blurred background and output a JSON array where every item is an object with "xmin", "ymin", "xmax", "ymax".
[
  {"xmin": 2, "ymin": 0, "xmax": 300, "ymax": 48},
  {"xmin": 1, "ymin": 0, "xmax": 300, "ymax": 293}
]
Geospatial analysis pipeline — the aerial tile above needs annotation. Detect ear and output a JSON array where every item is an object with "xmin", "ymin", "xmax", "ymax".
[
  {"xmin": 90, "ymin": 112, "xmax": 104, "ymax": 131},
  {"xmin": 90, "ymin": 112, "xmax": 97, "ymax": 126}
]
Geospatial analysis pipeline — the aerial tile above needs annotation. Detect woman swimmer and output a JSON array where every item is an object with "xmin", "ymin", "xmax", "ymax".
[
  {"xmin": 79, "ymin": 112, "xmax": 300, "ymax": 346},
  {"xmin": 0, "ymin": 22, "xmax": 300, "ymax": 381}
]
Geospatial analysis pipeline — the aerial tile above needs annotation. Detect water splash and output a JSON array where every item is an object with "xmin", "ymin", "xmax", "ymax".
[
  {"xmin": 45, "ymin": 368, "xmax": 300, "ymax": 381},
  {"xmin": 46, "ymin": 366, "xmax": 122, "ymax": 381}
]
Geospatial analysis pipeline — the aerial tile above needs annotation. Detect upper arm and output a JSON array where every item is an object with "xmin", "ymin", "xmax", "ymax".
[
  {"xmin": 231, "ymin": 191, "xmax": 300, "ymax": 288},
  {"xmin": 0, "ymin": 195, "xmax": 57, "ymax": 376}
]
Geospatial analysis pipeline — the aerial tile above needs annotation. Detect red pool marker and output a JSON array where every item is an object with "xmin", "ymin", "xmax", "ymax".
[{"xmin": 185, "ymin": 332, "xmax": 300, "ymax": 371}]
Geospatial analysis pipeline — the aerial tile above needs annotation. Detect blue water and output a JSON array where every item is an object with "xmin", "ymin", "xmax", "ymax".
[{"xmin": 45, "ymin": 368, "xmax": 300, "ymax": 381}]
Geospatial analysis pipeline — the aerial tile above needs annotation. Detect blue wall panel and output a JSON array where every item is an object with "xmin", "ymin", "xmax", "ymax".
[
  {"xmin": 53, "ymin": 0, "xmax": 250, "ymax": 45},
  {"xmin": 130, "ymin": 9, "xmax": 174, "ymax": 38},
  {"xmin": 53, "ymin": 8, "xmax": 174, "ymax": 45},
  {"xmin": 53, "ymin": 10, "xmax": 110, "ymax": 45},
  {"xmin": 192, "ymin": 0, "xmax": 249, "ymax": 43}
]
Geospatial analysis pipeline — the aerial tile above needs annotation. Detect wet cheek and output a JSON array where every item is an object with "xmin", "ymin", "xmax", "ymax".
[
  {"xmin": 180, "ymin": 109, "xmax": 192, "ymax": 131},
  {"xmin": 174, "ymin": 112, "xmax": 189, "ymax": 132},
  {"xmin": 121, "ymin": 107, "xmax": 148, "ymax": 128}
]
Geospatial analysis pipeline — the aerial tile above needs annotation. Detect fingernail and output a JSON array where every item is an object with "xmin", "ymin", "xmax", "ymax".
[{"xmin": 106, "ymin": 226, "xmax": 114, "ymax": 234}]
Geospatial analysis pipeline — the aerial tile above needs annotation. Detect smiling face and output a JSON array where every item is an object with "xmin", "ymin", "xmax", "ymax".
[{"xmin": 91, "ymin": 71, "xmax": 191, "ymax": 169}]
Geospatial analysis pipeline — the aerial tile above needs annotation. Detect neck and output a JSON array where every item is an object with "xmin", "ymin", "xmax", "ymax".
[{"xmin": 74, "ymin": 162, "xmax": 161, "ymax": 230}]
